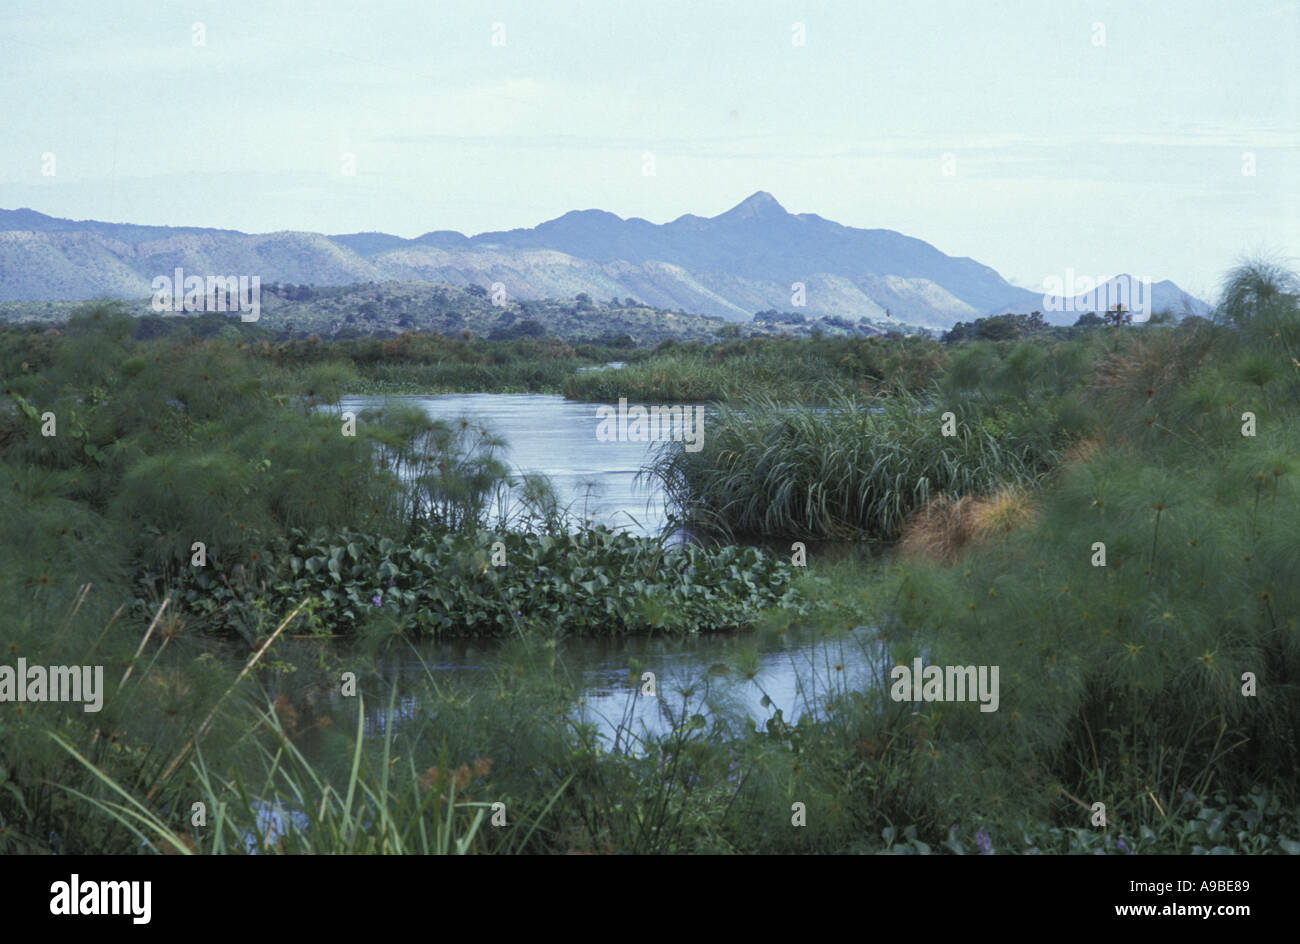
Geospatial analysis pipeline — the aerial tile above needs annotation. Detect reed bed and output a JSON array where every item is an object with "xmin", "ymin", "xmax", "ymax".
[{"xmin": 648, "ymin": 389, "xmax": 1065, "ymax": 541}]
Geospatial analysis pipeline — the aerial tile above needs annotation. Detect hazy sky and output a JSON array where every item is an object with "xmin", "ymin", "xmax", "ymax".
[{"xmin": 3, "ymin": 0, "xmax": 1297, "ymax": 301}]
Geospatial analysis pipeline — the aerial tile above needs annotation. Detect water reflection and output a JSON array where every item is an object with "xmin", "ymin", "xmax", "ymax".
[
  {"xmin": 284, "ymin": 627, "xmax": 895, "ymax": 753},
  {"xmin": 339, "ymin": 393, "xmax": 700, "ymax": 537}
]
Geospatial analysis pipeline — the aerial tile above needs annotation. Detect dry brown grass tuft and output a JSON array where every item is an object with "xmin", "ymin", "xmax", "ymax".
[
  {"xmin": 897, "ymin": 494, "xmax": 976, "ymax": 564},
  {"xmin": 898, "ymin": 487, "xmax": 1039, "ymax": 564}
]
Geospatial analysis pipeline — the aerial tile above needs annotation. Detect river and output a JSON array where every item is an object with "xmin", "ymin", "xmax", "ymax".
[
  {"xmin": 339, "ymin": 392, "xmax": 682, "ymax": 537},
  {"xmin": 296, "ymin": 392, "xmax": 885, "ymax": 747}
]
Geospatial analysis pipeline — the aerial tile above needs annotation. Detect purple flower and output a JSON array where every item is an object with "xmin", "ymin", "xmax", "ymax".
[
  {"xmin": 371, "ymin": 595, "xmax": 382, "ymax": 607},
  {"xmin": 1117, "ymin": 837, "xmax": 1133, "ymax": 855},
  {"xmin": 974, "ymin": 829, "xmax": 992, "ymax": 854}
]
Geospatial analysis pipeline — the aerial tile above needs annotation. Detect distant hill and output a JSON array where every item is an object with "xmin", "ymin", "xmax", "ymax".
[
  {"xmin": 984, "ymin": 274, "xmax": 1210, "ymax": 325},
  {"xmin": 0, "ymin": 196, "xmax": 1209, "ymax": 328},
  {"xmin": 0, "ymin": 282, "xmax": 913, "ymax": 345}
]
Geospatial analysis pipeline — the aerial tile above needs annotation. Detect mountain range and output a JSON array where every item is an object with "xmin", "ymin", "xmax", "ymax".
[{"xmin": 0, "ymin": 194, "xmax": 1209, "ymax": 328}]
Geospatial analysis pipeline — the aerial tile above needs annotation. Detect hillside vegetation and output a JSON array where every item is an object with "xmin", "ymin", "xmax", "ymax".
[{"xmin": 0, "ymin": 281, "xmax": 918, "ymax": 347}]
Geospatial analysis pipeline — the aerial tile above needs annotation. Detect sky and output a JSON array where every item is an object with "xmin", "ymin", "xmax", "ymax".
[{"xmin": 2, "ymin": 0, "xmax": 1297, "ymax": 302}]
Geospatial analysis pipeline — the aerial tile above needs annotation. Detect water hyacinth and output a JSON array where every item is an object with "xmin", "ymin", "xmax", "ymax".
[{"xmin": 256, "ymin": 527, "xmax": 807, "ymax": 637}]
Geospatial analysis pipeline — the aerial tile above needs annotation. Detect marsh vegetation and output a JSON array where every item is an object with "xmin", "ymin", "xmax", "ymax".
[{"xmin": 2, "ymin": 263, "xmax": 1298, "ymax": 854}]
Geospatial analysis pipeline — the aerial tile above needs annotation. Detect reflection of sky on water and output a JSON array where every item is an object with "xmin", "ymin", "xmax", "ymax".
[
  {"xmin": 338, "ymin": 392, "xmax": 709, "ymax": 538},
  {"xmin": 568, "ymin": 629, "xmax": 894, "ymax": 747},
  {"xmin": 336, "ymin": 628, "xmax": 896, "ymax": 750}
]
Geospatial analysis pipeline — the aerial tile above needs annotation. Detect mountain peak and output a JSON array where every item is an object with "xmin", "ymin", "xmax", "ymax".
[
  {"xmin": 0, "ymin": 201, "xmax": 1208, "ymax": 326},
  {"xmin": 717, "ymin": 191, "xmax": 787, "ymax": 220}
]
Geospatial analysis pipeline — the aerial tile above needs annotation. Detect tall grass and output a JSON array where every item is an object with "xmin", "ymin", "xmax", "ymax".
[
  {"xmin": 855, "ymin": 260, "xmax": 1300, "ymax": 841},
  {"xmin": 340, "ymin": 358, "xmax": 577, "ymax": 395},
  {"xmin": 563, "ymin": 334, "xmax": 946, "ymax": 403},
  {"xmin": 649, "ymin": 388, "xmax": 1067, "ymax": 541}
]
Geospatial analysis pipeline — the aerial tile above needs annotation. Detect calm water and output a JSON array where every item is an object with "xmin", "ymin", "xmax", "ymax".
[
  {"xmin": 339, "ymin": 392, "xmax": 691, "ymax": 536},
  {"xmin": 280, "ymin": 626, "xmax": 891, "ymax": 752}
]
